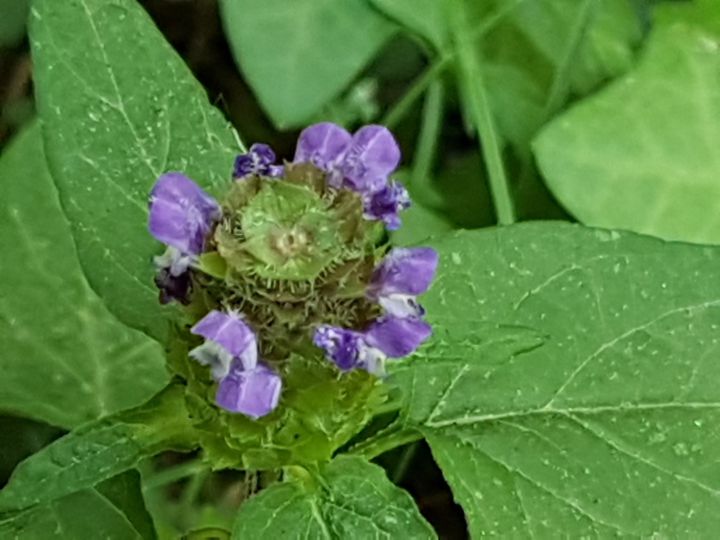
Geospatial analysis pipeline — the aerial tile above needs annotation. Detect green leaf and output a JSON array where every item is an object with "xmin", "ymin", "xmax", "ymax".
[
  {"xmin": 29, "ymin": 0, "xmax": 240, "ymax": 342},
  {"xmin": 0, "ymin": 0, "xmax": 29, "ymax": 46},
  {"xmin": 392, "ymin": 223, "xmax": 720, "ymax": 537},
  {"xmin": 0, "ymin": 488, "xmax": 146, "ymax": 540},
  {"xmin": 507, "ymin": 0, "xmax": 641, "ymax": 93},
  {"xmin": 369, "ymin": 0, "xmax": 447, "ymax": 50},
  {"xmin": 0, "ymin": 384, "xmax": 197, "ymax": 515},
  {"xmin": 96, "ymin": 471, "xmax": 157, "ymax": 540},
  {"xmin": 232, "ymin": 456, "xmax": 435, "ymax": 539},
  {"xmin": 219, "ymin": 0, "xmax": 395, "ymax": 128},
  {"xmin": 534, "ymin": 20, "xmax": 720, "ymax": 244},
  {"xmin": 0, "ymin": 124, "xmax": 167, "ymax": 428}
]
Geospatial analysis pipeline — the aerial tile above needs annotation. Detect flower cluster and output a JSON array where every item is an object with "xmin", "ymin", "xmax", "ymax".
[{"xmin": 148, "ymin": 122, "xmax": 438, "ymax": 419}]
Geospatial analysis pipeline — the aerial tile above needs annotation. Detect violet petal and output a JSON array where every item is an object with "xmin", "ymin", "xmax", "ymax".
[
  {"xmin": 370, "ymin": 247, "xmax": 439, "ymax": 297},
  {"xmin": 148, "ymin": 173, "xmax": 220, "ymax": 255},
  {"xmin": 365, "ymin": 316, "xmax": 431, "ymax": 358},
  {"xmin": 216, "ymin": 362, "xmax": 282, "ymax": 419},
  {"xmin": 342, "ymin": 125, "xmax": 400, "ymax": 193},
  {"xmin": 293, "ymin": 122, "xmax": 352, "ymax": 173}
]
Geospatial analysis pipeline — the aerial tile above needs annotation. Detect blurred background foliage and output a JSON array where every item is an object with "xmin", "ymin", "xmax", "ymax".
[{"xmin": 1, "ymin": 0, "xmax": 717, "ymax": 537}]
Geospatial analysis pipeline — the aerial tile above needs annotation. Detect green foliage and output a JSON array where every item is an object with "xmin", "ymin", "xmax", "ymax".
[
  {"xmin": 391, "ymin": 223, "xmax": 720, "ymax": 536},
  {"xmin": 0, "ymin": 124, "xmax": 167, "ymax": 428},
  {"xmin": 0, "ymin": 486, "xmax": 148, "ymax": 540},
  {"xmin": 219, "ymin": 0, "xmax": 396, "ymax": 128},
  {"xmin": 29, "ymin": 0, "xmax": 241, "ymax": 342},
  {"xmin": 173, "ymin": 343, "xmax": 386, "ymax": 470},
  {"xmin": 535, "ymin": 16, "xmax": 720, "ymax": 244},
  {"xmin": 0, "ymin": 384, "xmax": 196, "ymax": 515},
  {"xmin": 232, "ymin": 456, "xmax": 435, "ymax": 539}
]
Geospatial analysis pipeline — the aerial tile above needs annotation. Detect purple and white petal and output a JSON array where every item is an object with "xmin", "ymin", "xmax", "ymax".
[
  {"xmin": 189, "ymin": 340, "xmax": 234, "ymax": 380},
  {"xmin": 190, "ymin": 310, "xmax": 258, "ymax": 369},
  {"xmin": 216, "ymin": 361, "xmax": 282, "ymax": 419},
  {"xmin": 365, "ymin": 316, "xmax": 432, "ymax": 358},
  {"xmin": 148, "ymin": 173, "xmax": 220, "ymax": 255},
  {"xmin": 341, "ymin": 125, "xmax": 400, "ymax": 193},
  {"xmin": 370, "ymin": 247, "xmax": 439, "ymax": 297},
  {"xmin": 363, "ymin": 181, "xmax": 410, "ymax": 230},
  {"xmin": 313, "ymin": 325, "xmax": 366, "ymax": 371},
  {"xmin": 293, "ymin": 123, "xmax": 352, "ymax": 178},
  {"xmin": 233, "ymin": 143, "xmax": 282, "ymax": 178}
]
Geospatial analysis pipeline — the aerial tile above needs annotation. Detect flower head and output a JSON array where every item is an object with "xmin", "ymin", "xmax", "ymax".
[{"xmin": 234, "ymin": 143, "xmax": 284, "ymax": 179}]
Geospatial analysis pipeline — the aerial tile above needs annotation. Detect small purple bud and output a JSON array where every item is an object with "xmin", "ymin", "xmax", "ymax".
[
  {"xmin": 153, "ymin": 247, "xmax": 193, "ymax": 304},
  {"xmin": 365, "ymin": 316, "xmax": 431, "ymax": 358},
  {"xmin": 294, "ymin": 122, "xmax": 352, "ymax": 182},
  {"xmin": 148, "ymin": 173, "xmax": 220, "ymax": 255},
  {"xmin": 342, "ymin": 125, "xmax": 400, "ymax": 193},
  {"xmin": 233, "ymin": 143, "xmax": 283, "ymax": 178},
  {"xmin": 216, "ymin": 361, "xmax": 282, "ymax": 419},
  {"xmin": 363, "ymin": 181, "xmax": 410, "ymax": 230}
]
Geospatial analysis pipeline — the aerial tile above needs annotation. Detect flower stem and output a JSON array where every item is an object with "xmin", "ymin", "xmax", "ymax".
[
  {"xmin": 448, "ymin": 0, "xmax": 516, "ymax": 225},
  {"xmin": 348, "ymin": 421, "xmax": 423, "ymax": 460}
]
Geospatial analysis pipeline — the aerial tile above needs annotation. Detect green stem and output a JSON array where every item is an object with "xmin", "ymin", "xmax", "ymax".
[
  {"xmin": 391, "ymin": 442, "xmax": 419, "ymax": 484},
  {"xmin": 142, "ymin": 459, "xmax": 207, "ymax": 491},
  {"xmin": 383, "ymin": 61, "xmax": 446, "ymax": 129},
  {"xmin": 411, "ymin": 78, "xmax": 445, "ymax": 199},
  {"xmin": 381, "ymin": 0, "xmax": 528, "ymax": 130},
  {"xmin": 449, "ymin": 0, "xmax": 516, "ymax": 225},
  {"xmin": 542, "ymin": 0, "xmax": 597, "ymax": 120},
  {"xmin": 348, "ymin": 421, "xmax": 423, "ymax": 460}
]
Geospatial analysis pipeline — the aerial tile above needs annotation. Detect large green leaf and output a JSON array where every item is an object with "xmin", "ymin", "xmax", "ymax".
[
  {"xmin": 0, "ymin": 385, "xmax": 196, "ymax": 515},
  {"xmin": 232, "ymin": 456, "xmax": 435, "ymax": 539},
  {"xmin": 29, "ymin": 0, "xmax": 241, "ymax": 342},
  {"xmin": 0, "ymin": 124, "xmax": 167, "ymax": 428},
  {"xmin": 219, "ymin": 0, "xmax": 396, "ymax": 128},
  {"xmin": 392, "ymin": 223, "xmax": 720, "ymax": 537},
  {"xmin": 534, "ymin": 19, "xmax": 720, "ymax": 244}
]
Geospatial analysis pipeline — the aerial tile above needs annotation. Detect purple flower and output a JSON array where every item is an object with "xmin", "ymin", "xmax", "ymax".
[
  {"xmin": 148, "ymin": 173, "xmax": 221, "ymax": 256},
  {"xmin": 189, "ymin": 310, "xmax": 281, "ymax": 418},
  {"xmin": 233, "ymin": 143, "xmax": 283, "ymax": 179},
  {"xmin": 216, "ymin": 361, "xmax": 282, "ymax": 419},
  {"xmin": 190, "ymin": 310, "xmax": 257, "ymax": 379},
  {"xmin": 293, "ymin": 122, "xmax": 403, "ymax": 201},
  {"xmin": 314, "ymin": 315, "xmax": 431, "ymax": 376},
  {"xmin": 363, "ymin": 181, "xmax": 410, "ymax": 230},
  {"xmin": 368, "ymin": 248, "xmax": 439, "ymax": 318}
]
